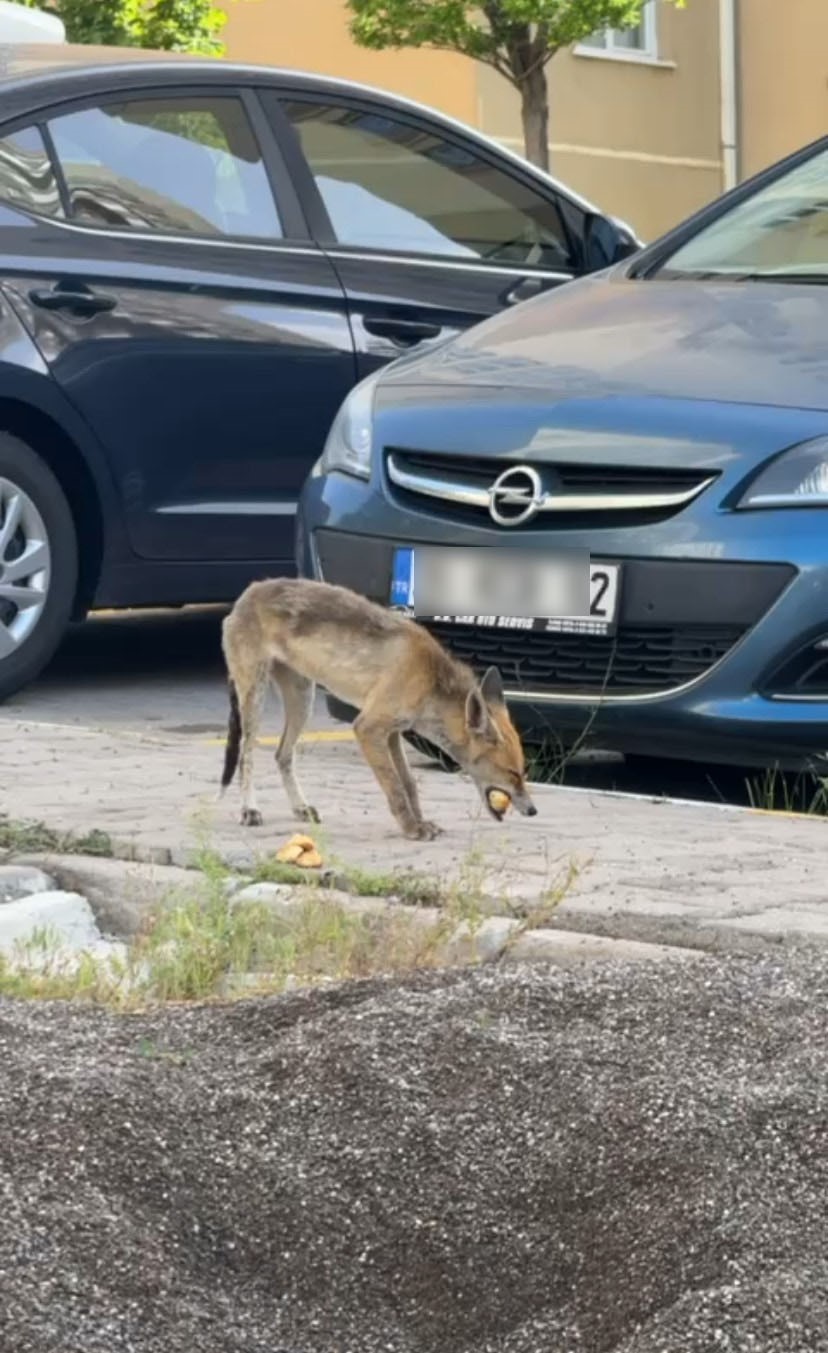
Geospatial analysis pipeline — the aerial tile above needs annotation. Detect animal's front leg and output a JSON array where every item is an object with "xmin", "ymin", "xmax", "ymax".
[
  {"xmin": 389, "ymin": 731, "xmax": 442, "ymax": 838},
  {"xmin": 354, "ymin": 718, "xmax": 439, "ymax": 840}
]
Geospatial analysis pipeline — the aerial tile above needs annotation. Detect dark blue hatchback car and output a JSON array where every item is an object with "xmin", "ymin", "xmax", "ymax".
[
  {"xmin": 0, "ymin": 42, "xmax": 636, "ymax": 700},
  {"xmin": 298, "ymin": 133, "xmax": 828, "ymax": 772}
]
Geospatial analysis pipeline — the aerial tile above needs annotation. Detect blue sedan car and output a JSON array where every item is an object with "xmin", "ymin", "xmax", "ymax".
[{"xmin": 298, "ymin": 133, "xmax": 828, "ymax": 773}]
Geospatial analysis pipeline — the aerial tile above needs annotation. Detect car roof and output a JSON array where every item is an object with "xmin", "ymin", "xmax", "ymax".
[{"xmin": 0, "ymin": 41, "xmax": 602, "ymax": 218}]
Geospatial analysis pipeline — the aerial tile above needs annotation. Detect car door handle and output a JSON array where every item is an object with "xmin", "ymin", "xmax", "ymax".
[
  {"xmin": 504, "ymin": 275, "xmax": 548, "ymax": 306},
  {"xmin": 363, "ymin": 316, "xmax": 442, "ymax": 347},
  {"xmin": 29, "ymin": 284, "xmax": 117, "ymax": 316}
]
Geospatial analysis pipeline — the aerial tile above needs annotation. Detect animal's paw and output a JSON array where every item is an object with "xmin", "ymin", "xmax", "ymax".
[
  {"xmin": 241, "ymin": 808, "xmax": 264, "ymax": 827},
  {"xmin": 295, "ymin": 804, "xmax": 321, "ymax": 824},
  {"xmin": 405, "ymin": 819, "xmax": 443, "ymax": 841},
  {"xmin": 420, "ymin": 819, "xmax": 444, "ymax": 839}
]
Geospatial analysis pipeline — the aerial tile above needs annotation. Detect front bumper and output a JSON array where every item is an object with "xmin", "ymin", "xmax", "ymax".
[{"xmin": 297, "ymin": 484, "xmax": 828, "ymax": 771}]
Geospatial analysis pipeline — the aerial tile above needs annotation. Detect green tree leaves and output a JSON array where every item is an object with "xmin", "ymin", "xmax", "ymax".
[
  {"xmin": 17, "ymin": 0, "xmax": 228, "ymax": 55},
  {"xmin": 347, "ymin": 1, "xmax": 686, "ymax": 168}
]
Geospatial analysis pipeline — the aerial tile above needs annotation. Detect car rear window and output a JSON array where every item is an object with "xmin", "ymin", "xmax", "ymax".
[{"xmin": 46, "ymin": 96, "xmax": 282, "ymax": 241}]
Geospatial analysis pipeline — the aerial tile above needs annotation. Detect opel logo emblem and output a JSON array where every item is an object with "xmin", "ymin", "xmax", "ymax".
[{"xmin": 488, "ymin": 465, "xmax": 544, "ymax": 527}]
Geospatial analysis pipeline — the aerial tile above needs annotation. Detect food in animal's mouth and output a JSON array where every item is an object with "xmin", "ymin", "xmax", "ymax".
[{"xmin": 487, "ymin": 789, "xmax": 511, "ymax": 818}]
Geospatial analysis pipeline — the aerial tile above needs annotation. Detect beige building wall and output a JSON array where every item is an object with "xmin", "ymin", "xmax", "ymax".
[
  {"xmin": 476, "ymin": 1, "xmax": 724, "ymax": 240},
  {"xmin": 738, "ymin": 0, "xmax": 828, "ymax": 180},
  {"xmin": 221, "ymin": 0, "xmax": 478, "ymax": 126},
  {"xmin": 222, "ymin": 0, "xmax": 728, "ymax": 243}
]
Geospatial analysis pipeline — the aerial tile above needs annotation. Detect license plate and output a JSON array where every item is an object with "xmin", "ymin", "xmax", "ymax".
[{"xmin": 389, "ymin": 548, "xmax": 621, "ymax": 636}]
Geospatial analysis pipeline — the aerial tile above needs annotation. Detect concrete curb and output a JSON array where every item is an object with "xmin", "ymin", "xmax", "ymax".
[
  {"xmin": 11, "ymin": 851, "xmax": 703, "ymax": 969},
  {"xmin": 9, "ymin": 852, "xmax": 208, "ymax": 937},
  {"xmin": 503, "ymin": 925, "xmax": 701, "ymax": 966}
]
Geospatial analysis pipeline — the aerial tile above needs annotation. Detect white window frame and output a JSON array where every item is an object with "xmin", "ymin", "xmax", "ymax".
[{"xmin": 576, "ymin": 1, "xmax": 659, "ymax": 63}]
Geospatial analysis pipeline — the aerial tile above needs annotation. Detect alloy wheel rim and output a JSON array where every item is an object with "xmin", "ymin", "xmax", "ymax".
[{"xmin": 0, "ymin": 476, "xmax": 51, "ymax": 659}]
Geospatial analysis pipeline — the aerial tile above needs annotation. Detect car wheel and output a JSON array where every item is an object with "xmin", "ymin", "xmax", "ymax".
[
  {"xmin": 403, "ymin": 730, "xmax": 460, "ymax": 772},
  {"xmin": 0, "ymin": 434, "xmax": 77, "ymax": 701}
]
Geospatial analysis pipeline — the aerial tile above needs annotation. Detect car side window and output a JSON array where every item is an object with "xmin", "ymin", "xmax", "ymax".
[
  {"xmin": 282, "ymin": 99, "xmax": 574, "ymax": 271},
  {"xmin": 0, "ymin": 124, "xmax": 64, "ymax": 220},
  {"xmin": 46, "ymin": 96, "xmax": 282, "ymax": 241}
]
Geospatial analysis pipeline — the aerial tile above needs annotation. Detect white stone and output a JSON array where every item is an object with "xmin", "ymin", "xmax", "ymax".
[
  {"xmin": 222, "ymin": 874, "xmax": 253, "ymax": 898},
  {"xmin": 0, "ymin": 865, "xmax": 55, "ymax": 903},
  {"xmin": 10, "ymin": 938, "xmax": 131, "ymax": 976},
  {"xmin": 0, "ymin": 891, "xmax": 103, "ymax": 954},
  {"xmin": 445, "ymin": 916, "xmax": 520, "ymax": 964},
  {"xmin": 232, "ymin": 881, "xmax": 296, "ymax": 905}
]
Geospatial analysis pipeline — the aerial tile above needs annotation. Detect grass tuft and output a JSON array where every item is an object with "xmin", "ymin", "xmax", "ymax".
[
  {"xmin": 248, "ymin": 851, "xmax": 444, "ymax": 906},
  {"xmin": 0, "ymin": 935, "xmax": 129, "ymax": 1005},
  {"xmin": 0, "ymin": 816, "xmax": 113, "ymax": 857},
  {"xmin": 745, "ymin": 766, "xmax": 828, "ymax": 816}
]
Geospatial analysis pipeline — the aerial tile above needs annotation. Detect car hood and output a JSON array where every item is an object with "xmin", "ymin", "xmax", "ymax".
[{"xmin": 379, "ymin": 272, "xmax": 828, "ymax": 414}]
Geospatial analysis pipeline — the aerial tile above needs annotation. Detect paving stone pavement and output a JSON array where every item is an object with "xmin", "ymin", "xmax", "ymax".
[{"xmin": 4, "ymin": 713, "xmax": 828, "ymax": 952}]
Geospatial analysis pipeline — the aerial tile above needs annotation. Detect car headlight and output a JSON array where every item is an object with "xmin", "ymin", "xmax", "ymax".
[
  {"xmin": 737, "ymin": 437, "xmax": 828, "ymax": 508},
  {"xmin": 320, "ymin": 371, "xmax": 379, "ymax": 480}
]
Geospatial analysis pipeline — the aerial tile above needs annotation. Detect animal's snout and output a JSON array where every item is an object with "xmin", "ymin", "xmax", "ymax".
[{"xmin": 514, "ymin": 790, "xmax": 538, "ymax": 818}]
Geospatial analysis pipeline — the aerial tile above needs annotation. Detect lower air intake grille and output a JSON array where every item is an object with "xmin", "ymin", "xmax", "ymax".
[{"xmin": 424, "ymin": 621, "xmax": 746, "ymax": 696}]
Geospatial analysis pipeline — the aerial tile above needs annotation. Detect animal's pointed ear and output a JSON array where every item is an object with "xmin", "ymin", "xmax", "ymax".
[
  {"xmin": 465, "ymin": 686, "xmax": 497, "ymax": 741},
  {"xmin": 480, "ymin": 665, "xmax": 505, "ymax": 706}
]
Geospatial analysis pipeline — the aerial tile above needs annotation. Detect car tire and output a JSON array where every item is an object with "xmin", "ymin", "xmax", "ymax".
[
  {"xmin": 0, "ymin": 434, "xmax": 78, "ymax": 701},
  {"xmin": 403, "ymin": 730, "xmax": 460, "ymax": 773}
]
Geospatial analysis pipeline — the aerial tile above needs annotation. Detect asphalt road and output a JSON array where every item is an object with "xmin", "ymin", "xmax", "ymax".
[
  {"xmin": 1, "ymin": 606, "xmax": 341, "ymax": 740},
  {"xmin": 0, "ymin": 606, "xmax": 806, "ymax": 810}
]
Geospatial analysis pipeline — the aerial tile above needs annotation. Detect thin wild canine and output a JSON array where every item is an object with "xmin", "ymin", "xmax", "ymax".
[{"xmin": 220, "ymin": 578, "xmax": 537, "ymax": 840}]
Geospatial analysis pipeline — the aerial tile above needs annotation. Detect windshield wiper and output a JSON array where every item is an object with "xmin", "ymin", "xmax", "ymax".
[
  {"xmin": 652, "ymin": 268, "xmax": 828, "ymax": 284},
  {"xmin": 731, "ymin": 270, "xmax": 828, "ymax": 284}
]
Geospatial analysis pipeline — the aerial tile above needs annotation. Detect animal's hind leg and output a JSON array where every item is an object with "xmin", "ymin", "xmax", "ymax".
[
  {"xmin": 223, "ymin": 641, "xmax": 267, "ymax": 827},
  {"xmin": 237, "ymin": 667, "xmax": 268, "ymax": 826},
  {"xmin": 270, "ymin": 661, "xmax": 320, "ymax": 823},
  {"xmin": 221, "ymin": 606, "xmax": 268, "ymax": 828}
]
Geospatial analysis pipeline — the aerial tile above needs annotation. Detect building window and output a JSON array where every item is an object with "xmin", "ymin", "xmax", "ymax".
[{"xmin": 579, "ymin": 1, "xmax": 658, "ymax": 60}]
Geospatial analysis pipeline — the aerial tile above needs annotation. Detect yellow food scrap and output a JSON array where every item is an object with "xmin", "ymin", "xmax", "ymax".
[
  {"xmin": 276, "ymin": 842, "xmax": 304, "ymax": 864},
  {"xmin": 487, "ymin": 790, "xmax": 511, "ymax": 815},
  {"xmin": 275, "ymin": 834, "xmax": 323, "ymax": 868}
]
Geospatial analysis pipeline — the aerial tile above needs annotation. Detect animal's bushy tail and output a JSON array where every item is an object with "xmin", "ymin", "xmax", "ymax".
[{"xmin": 221, "ymin": 680, "xmax": 242, "ymax": 790}]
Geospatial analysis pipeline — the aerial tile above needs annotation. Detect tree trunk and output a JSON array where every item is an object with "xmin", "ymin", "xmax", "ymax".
[{"xmin": 518, "ymin": 64, "xmax": 549, "ymax": 172}]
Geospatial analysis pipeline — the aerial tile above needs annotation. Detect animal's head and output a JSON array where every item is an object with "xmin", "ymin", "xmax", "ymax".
[{"xmin": 461, "ymin": 667, "xmax": 537, "ymax": 822}]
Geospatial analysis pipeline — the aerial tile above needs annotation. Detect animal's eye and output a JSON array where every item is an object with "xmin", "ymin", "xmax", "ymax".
[{"xmin": 509, "ymin": 770, "xmax": 523, "ymax": 786}]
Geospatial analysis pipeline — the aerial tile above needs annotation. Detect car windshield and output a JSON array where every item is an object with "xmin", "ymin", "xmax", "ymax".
[{"xmin": 654, "ymin": 144, "xmax": 828, "ymax": 280}]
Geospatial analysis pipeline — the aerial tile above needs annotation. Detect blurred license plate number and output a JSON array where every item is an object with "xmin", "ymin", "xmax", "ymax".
[{"xmin": 389, "ymin": 549, "xmax": 621, "ymax": 635}]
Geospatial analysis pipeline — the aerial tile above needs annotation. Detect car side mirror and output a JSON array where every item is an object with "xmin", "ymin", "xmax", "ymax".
[{"xmin": 582, "ymin": 212, "xmax": 642, "ymax": 272}]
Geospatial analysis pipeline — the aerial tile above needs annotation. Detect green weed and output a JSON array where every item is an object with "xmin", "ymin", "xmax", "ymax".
[
  {"xmin": 745, "ymin": 766, "xmax": 828, "ymax": 816},
  {"xmin": 0, "ymin": 816, "xmax": 113, "ymax": 857}
]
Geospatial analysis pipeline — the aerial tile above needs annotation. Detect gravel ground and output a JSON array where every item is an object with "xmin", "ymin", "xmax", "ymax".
[{"xmin": 2, "ymin": 953, "xmax": 828, "ymax": 1353}]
